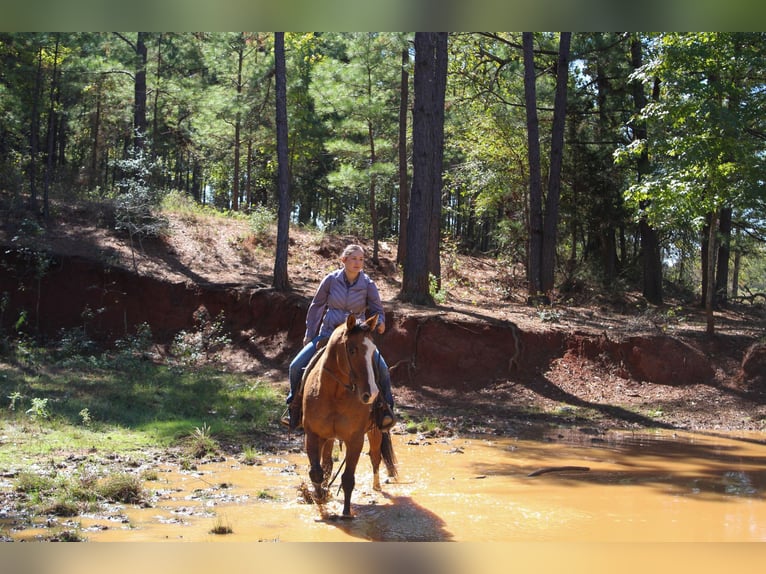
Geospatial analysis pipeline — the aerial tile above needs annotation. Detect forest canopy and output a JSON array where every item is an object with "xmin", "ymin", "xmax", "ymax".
[{"xmin": 1, "ymin": 32, "xmax": 765, "ymax": 317}]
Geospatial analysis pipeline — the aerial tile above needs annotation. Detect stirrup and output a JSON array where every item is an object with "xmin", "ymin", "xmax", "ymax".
[
  {"xmin": 280, "ymin": 407, "xmax": 291, "ymax": 428},
  {"xmin": 379, "ymin": 413, "xmax": 395, "ymax": 431},
  {"xmin": 375, "ymin": 401, "xmax": 395, "ymax": 431},
  {"xmin": 281, "ymin": 403, "xmax": 302, "ymax": 431}
]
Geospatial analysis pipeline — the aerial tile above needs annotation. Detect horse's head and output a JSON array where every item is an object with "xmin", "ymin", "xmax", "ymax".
[{"xmin": 328, "ymin": 313, "xmax": 379, "ymax": 405}]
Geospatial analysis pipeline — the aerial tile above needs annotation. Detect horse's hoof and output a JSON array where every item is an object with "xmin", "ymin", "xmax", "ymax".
[
  {"xmin": 312, "ymin": 485, "xmax": 327, "ymax": 504},
  {"xmin": 340, "ymin": 513, "xmax": 354, "ymax": 520}
]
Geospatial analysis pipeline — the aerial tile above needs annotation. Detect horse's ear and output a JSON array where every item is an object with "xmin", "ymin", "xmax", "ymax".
[
  {"xmin": 346, "ymin": 314, "xmax": 356, "ymax": 330},
  {"xmin": 365, "ymin": 314, "xmax": 378, "ymax": 331}
]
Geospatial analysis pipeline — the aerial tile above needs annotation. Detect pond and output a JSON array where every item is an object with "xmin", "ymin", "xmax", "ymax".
[{"xmin": 7, "ymin": 427, "xmax": 766, "ymax": 542}]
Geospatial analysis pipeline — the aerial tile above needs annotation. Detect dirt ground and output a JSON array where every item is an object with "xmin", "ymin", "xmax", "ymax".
[{"xmin": 5, "ymin": 201, "xmax": 766, "ymax": 436}]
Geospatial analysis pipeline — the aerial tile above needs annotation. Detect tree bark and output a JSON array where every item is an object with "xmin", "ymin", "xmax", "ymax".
[
  {"xmin": 523, "ymin": 32, "xmax": 544, "ymax": 301},
  {"xmin": 400, "ymin": 32, "xmax": 446, "ymax": 305},
  {"xmin": 705, "ymin": 209, "xmax": 717, "ymax": 336},
  {"xmin": 731, "ymin": 228, "xmax": 740, "ymax": 298},
  {"xmin": 428, "ymin": 32, "xmax": 447, "ymax": 285},
  {"xmin": 397, "ymin": 47, "xmax": 410, "ymax": 266},
  {"xmin": 540, "ymin": 32, "xmax": 571, "ymax": 294},
  {"xmin": 28, "ymin": 44, "xmax": 43, "ymax": 211},
  {"xmin": 42, "ymin": 34, "xmax": 60, "ymax": 221},
  {"xmin": 368, "ymin": 121, "xmax": 380, "ymax": 264},
  {"xmin": 715, "ymin": 206, "xmax": 732, "ymax": 305},
  {"xmin": 630, "ymin": 36, "xmax": 664, "ymax": 305},
  {"xmin": 232, "ymin": 33, "xmax": 244, "ymax": 211},
  {"xmin": 273, "ymin": 32, "xmax": 290, "ymax": 291},
  {"xmin": 134, "ymin": 32, "xmax": 148, "ymax": 151}
]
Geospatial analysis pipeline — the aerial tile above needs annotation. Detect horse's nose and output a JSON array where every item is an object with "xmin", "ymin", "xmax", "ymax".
[{"xmin": 361, "ymin": 392, "xmax": 371, "ymax": 403}]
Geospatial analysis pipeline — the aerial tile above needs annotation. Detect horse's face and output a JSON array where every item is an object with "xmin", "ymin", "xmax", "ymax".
[{"xmin": 339, "ymin": 314, "xmax": 379, "ymax": 405}]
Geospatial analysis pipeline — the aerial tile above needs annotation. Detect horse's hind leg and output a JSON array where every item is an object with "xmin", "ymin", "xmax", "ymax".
[
  {"xmin": 367, "ymin": 428, "xmax": 383, "ymax": 491},
  {"xmin": 320, "ymin": 439, "xmax": 334, "ymax": 488}
]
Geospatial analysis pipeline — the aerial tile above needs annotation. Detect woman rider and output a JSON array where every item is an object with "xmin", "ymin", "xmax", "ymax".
[{"xmin": 281, "ymin": 244, "xmax": 395, "ymax": 431}]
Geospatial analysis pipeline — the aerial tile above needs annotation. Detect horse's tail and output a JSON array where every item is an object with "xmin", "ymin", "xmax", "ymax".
[{"xmin": 381, "ymin": 432, "xmax": 398, "ymax": 478}]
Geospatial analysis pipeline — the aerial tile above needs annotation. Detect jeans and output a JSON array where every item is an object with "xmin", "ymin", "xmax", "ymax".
[{"xmin": 287, "ymin": 334, "xmax": 394, "ymax": 408}]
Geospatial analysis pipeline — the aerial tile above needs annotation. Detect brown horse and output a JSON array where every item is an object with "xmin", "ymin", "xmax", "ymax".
[{"xmin": 300, "ymin": 313, "xmax": 397, "ymax": 517}]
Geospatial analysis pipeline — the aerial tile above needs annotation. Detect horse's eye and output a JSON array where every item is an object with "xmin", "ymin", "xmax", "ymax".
[{"xmin": 348, "ymin": 347, "xmax": 356, "ymax": 355}]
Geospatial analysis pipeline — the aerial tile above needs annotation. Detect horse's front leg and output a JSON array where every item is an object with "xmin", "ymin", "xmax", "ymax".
[
  {"xmin": 340, "ymin": 434, "xmax": 365, "ymax": 518},
  {"xmin": 305, "ymin": 431, "xmax": 327, "ymax": 502}
]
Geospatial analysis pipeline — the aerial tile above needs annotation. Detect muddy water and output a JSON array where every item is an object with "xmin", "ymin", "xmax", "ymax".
[{"xmin": 12, "ymin": 428, "xmax": 766, "ymax": 542}]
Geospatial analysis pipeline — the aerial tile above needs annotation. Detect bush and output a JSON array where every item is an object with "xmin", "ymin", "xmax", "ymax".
[
  {"xmin": 112, "ymin": 145, "xmax": 168, "ymax": 252},
  {"xmin": 249, "ymin": 204, "xmax": 276, "ymax": 238}
]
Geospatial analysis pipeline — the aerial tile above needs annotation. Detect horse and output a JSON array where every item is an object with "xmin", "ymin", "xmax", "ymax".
[{"xmin": 300, "ymin": 313, "xmax": 397, "ymax": 517}]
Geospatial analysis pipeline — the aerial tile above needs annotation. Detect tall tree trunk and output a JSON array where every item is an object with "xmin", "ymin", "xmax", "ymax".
[
  {"xmin": 368, "ymin": 121, "xmax": 379, "ymax": 264},
  {"xmin": 428, "ymin": 32, "xmax": 447, "ymax": 286},
  {"xmin": 151, "ymin": 34, "xmax": 163, "ymax": 160},
  {"xmin": 28, "ymin": 45, "xmax": 43, "ymax": 211},
  {"xmin": 631, "ymin": 37, "xmax": 663, "ymax": 304},
  {"xmin": 705, "ymin": 208, "xmax": 717, "ymax": 336},
  {"xmin": 715, "ymin": 206, "xmax": 732, "ymax": 305},
  {"xmin": 246, "ymin": 138, "xmax": 253, "ymax": 209},
  {"xmin": 701, "ymin": 214, "xmax": 711, "ymax": 305},
  {"xmin": 42, "ymin": 34, "xmax": 60, "ymax": 222},
  {"xmin": 523, "ymin": 32, "xmax": 544, "ymax": 302},
  {"xmin": 540, "ymin": 32, "xmax": 571, "ymax": 294},
  {"xmin": 134, "ymin": 32, "xmax": 148, "ymax": 151},
  {"xmin": 90, "ymin": 79, "xmax": 102, "ymax": 191},
  {"xmin": 400, "ymin": 32, "xmax": 446, "ymax": 305},
  {"xmin": 731, "ymin": 228, "xmax": 740, "ymax": 298},
  {"xmin": 232, "ymin": 33, "xmax": 244, "ymax": 211},
  {"xmin": 397, "ymin": 47, "xmax": 410, "ymax": 266},
  {"xmin": 272, "ymin": 32, "xmax": 290, "ymax": 291}
]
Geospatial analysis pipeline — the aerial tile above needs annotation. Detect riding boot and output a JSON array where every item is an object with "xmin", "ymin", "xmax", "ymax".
[
  {"xmin": 374, "ymin": 399, "xmax": 395, "ymax": 431},
  {"xmin": 280, "ymin": 394, "xmax": 303, "ymax": 431}
]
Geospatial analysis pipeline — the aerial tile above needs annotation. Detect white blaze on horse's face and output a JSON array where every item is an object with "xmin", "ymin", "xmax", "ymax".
[{"xmin": 363, "ymin": 337, "xmax": 378, "ymax": 404}]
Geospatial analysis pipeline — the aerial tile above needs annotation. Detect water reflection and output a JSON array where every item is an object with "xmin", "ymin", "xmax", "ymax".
[{"xmin": 7, "ymin": 428, "xmax": 766, "ymax": 541}]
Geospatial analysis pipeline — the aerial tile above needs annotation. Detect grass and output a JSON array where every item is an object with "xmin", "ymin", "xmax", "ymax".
[
  {"xmin": 0, "ymin": 338, "xmax": 285, "ymax": 535},
  {"xmin": 0, "ymin": 340, "xmax": 283, "ymax": 467},
  {"xmin": 403, "ymin": 414, "xmax": 443, "ymax": 435},
  {"xmin": 209, "ymin": 515, "xmax": 233, "ymax": 535}
]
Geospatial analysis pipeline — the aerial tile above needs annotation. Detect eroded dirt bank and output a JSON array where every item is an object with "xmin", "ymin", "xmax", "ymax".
[{"xmin": 1, "ymin": 249, "xmax": 761, "ymax": 398}]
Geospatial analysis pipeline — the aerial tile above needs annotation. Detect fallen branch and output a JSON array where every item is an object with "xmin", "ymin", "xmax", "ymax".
[{"xmin": 527, "ymin": 466, "xmax": 590, "ymax": 477}]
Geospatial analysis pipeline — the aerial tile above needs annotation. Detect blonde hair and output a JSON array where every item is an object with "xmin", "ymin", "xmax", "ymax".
[{"xmin": 341, "ymin": 244, "xmax": 365, "ymax": 259}]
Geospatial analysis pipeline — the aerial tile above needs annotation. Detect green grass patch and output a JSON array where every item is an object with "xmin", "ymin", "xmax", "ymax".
[
  {"xmin": 402, "ymin": 414, "xmax": 443, "ymax": 434},
  {"xmin": 0, "ymin": 347, "xmax": 283, "ymax": 471}
]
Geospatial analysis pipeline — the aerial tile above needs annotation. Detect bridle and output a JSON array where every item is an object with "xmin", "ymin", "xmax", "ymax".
[{"xmin": 322, "ymin": 335, "xmax": 369, "ymax": 397}]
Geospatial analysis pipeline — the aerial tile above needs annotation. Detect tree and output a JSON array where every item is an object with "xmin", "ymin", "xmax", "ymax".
[
  {"xmin": 523, "ymin": 32, "xmax": 571, "ymax": 302},
  {"xmin": 41, "ymin": 33, "xmax": 62, "ymax": 221},
  {"xmin": 397, "ymin": 46, "xmax": 410, "ymax": 265},
  {"xmin": 400, "ymin": 32, "xmax": 447, "ymax": 305},
  {"xmin": 444, "ymin": 33, "xmax": 529, "ymax": 257},
  {"xmin": 523, "ymin": 32, "xmax": 544, "ymax": 300},
  {"xmin": 310, "ymin": 33, "xmax": 403, "ymax": 262},
  {"xmin": 273, "ymin": 32, "xmax": 290, "ymax": 291},
  {"xmin": 629, "ymin": 34, "xmax": 663, "ymax": 305},
  {"xmin": 115, "ymin": 33, "xmax": 148, "ymax": 152},
  {"xmin": 541, "ymin": 32, "xmax": 571, "ymax": 294},
  {"xmin": 623, "ymin": 33, "xmax": 766, "ymax": 334}
]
